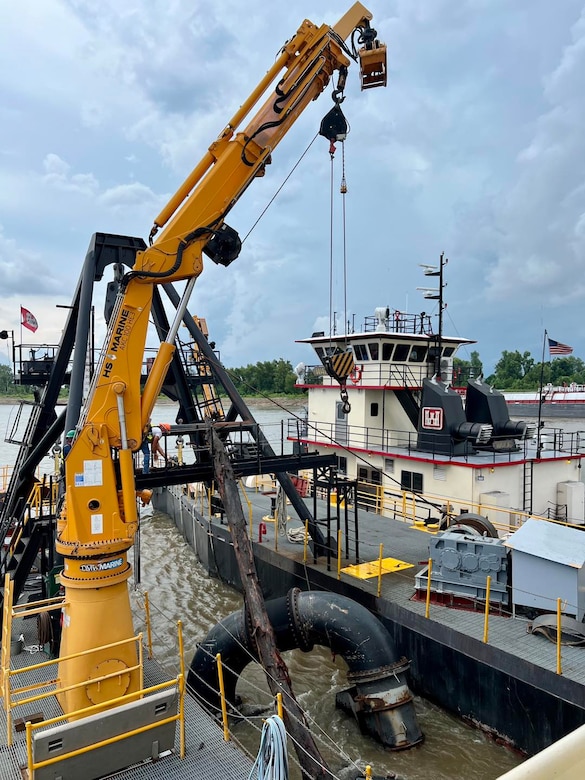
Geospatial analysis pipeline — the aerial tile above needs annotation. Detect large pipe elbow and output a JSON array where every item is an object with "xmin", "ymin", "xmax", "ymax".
[{"xmin": 188, "ymin": 589, "xmax": 423, "ymax": 750}]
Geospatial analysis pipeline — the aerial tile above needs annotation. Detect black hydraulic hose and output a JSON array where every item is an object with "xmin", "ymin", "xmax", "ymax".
[{"xmin": 188, "ymin": 588, "xmax": 400, "ymax": 708}]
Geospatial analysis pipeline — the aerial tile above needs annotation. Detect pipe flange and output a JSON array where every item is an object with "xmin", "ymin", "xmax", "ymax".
[
  {"xmin": 347, "ymin": 656, "xmax": 411, "ymax": 685},
  {"xmin": 287, "ymin": 588, "xmax": 313, "ymax": 652}
]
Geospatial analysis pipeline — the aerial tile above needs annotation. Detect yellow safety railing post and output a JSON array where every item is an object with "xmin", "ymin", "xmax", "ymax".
[
  {"xmin": 276, "ymin": 691, "xmax": 283, "ymax": 720},
  {"xmin": 366, "ymin": 765, "xmax": 372, "ymax": 780},
  {"xmin": 1, "ymin": 572, "xmax": 12, "ymax": 694},
  {"xmin": 178, "ymin": 617, "xmax": 186, "ymax": 755},
  {"xmin": 557, "ymin": 598, "xmax": 562, "ymax": 675},
  {"xmin": 483, "ymin": 576, "xmax": 492, "ymax": 643},
  {"xmin": 178, "ymin": 672, "xmax": 186, "ymax": 759},
  {"xmin": 425, "ymin": 558, "xmax": 433, "ymax": 619},
  {"xmin": 26, "ymin": 720, "xmax": 33, "ymax": 775},
  {"xmin": 377, "ymin": 544, "xmax": 383, "ymax": 598},
  {"xmin": 178, "ymin": 620, "xmax": 185, "ymax": 681},
  {"xmin": 216, "ymin": 653, "xmax": 230, "ymax": 741},
  {"xmin": 137, "ymin": 633, "xmax": 144, "ymax": 691},
  {"xmin": 337, "ymin": 530, "xmax": 342, "ymax": 580},
  {"xmin": 2, "ymin": 572, "xmax": 14, "ymax": 745}
]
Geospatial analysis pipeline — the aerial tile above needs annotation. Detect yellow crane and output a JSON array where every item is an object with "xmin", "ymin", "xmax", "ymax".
[{"xmin": 56, "ymin": 2, "xmax": 386, "ymax": 714}]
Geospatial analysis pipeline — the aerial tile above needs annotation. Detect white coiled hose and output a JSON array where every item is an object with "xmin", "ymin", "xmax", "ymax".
[{"xmin": 248, "ymin": 714, "xmax": 289, "ymax": 780}]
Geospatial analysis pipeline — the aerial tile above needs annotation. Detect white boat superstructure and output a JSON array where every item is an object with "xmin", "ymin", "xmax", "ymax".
[{"xmin": 291, "ymin": 307, "xmax": 585, "ymax": 529}]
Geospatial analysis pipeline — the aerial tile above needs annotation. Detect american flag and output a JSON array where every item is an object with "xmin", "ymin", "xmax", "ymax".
[{"xmin": 548, "ymin": 338, "xmax": 573, "ymax": 356}]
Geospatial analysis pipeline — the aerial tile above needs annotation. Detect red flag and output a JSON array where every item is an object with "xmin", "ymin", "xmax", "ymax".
[{"xmin": 21, "ymin": 306, "xmax": 38, "ymax": 333}]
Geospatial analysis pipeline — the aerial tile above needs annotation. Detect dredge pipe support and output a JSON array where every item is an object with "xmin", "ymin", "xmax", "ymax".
[{"xmin": 188, "ymin": 589, "xmax": 423, "ymax": 750}]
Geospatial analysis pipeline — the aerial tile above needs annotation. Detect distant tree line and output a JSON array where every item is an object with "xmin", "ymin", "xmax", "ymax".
[
  {"xmin": 0, "ymin": 364, "xmax": 33, "ymax": 397},
  {"xmin": 0, "ymin": 360, "xmax": 303, "ymax": 400},
  {"xmin": 455, "ymin": 350, "xmax": 585, "ymax": 390},
  {"xmin": 3, "ymin": 351, "xmax": 583, "ymax": 399},
  {"xmin": 226, "ymin": 359, "xmax": 304, "ymax": 396}
]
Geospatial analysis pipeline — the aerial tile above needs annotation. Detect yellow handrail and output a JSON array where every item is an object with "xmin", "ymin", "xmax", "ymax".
[
  {"xmin": 26, "ymin": 682, "xmax": 183, "ymax": 774},
  {"xmin": 216, "ymin": 652, "xmax": 230, "ymax": 741},
  {"xmin": 483, "ymin": 576, "xmax": 492, "ymax": 643}
]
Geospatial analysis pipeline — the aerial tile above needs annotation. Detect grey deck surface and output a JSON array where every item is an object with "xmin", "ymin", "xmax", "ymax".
[
  {"xmin": 208, "ymin": 486, "xmax": 585, "ymax": 687},
  {"xmin": 0, "ymin": 610, "xmax": 254, "ymax": 780}
]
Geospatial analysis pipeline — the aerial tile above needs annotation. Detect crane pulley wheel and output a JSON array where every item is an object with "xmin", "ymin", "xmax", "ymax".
[{"xmin": 319, "ymin": 104, "xmax": 349, "ymax": 144}]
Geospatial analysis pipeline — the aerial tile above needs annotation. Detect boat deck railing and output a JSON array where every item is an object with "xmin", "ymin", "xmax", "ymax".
[
  {"xmin": 318, "ymin": 473, "xmax": 581, "ymax": 533},
  {"xmin": 362, "ymin": 311, "xmax": 433, "ymax": 335},
  {"xmin": 240, "ymin": 464, "xmax": 584, "ymax": 539},
  {"xmin": 287, "ymin": 417, "xmax": 585, "ymax": 461}
]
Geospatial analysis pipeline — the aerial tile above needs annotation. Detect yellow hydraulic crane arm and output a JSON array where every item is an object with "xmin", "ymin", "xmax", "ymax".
[
  {"xmin": 59, "ymin": 2, "xmax": 386, "ymax": 551},
  {"xmin": 55, "ymin": 3, "xmax": 386, "ymax": 715}
]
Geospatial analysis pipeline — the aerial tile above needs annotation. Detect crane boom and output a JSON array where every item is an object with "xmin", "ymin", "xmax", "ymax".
[{"xmin": 56, "ymin": 3, "xmax": 386, "ymax": 714}]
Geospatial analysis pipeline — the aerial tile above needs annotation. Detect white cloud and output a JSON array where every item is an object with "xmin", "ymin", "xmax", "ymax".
[
  {"xmin": 0, "ymin": 226, "xmax": 62, "ymax": 296},
  {"xmin": 42, "ymin": 154, "xmax": 99, "ymax": 196},
  {"xmin": 98, "ymin": 182, "xmax": 162, "ymax": 210},
  {"xmin": 1, "ymin": 0, "xmax": 585, "ymax": 375}
]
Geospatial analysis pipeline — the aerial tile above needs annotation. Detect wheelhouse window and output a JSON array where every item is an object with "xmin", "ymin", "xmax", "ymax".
[
  {"xmin": 368, "ymin": 342, "xmax": 379, "ymax": 360},
  {"xmin": 354, "ymin": 344, "xmax": 369, "ymax": 361},
  {"xmin": 393, "ymin": 343, "xmax": 410, "ymax": 361},
  {"xmin": 408, "ymin": 346, "xmax": 428, "ymax": 363},
  {"xmin": 382, "ymin": 342, "xmax": 394, "ymax": 360},
  {"xmin": 442, "ymin": 346, "xmax": 456, "ymax": 357}
]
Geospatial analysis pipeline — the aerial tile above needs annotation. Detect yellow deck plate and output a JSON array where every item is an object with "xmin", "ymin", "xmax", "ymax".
[
  {"xmin": 341, "ymin": 557, "xmax": 414, "ymax": 579},
  {"xmin": 408, "ymin": 524, "xmax": 440, "ymax": 535}
]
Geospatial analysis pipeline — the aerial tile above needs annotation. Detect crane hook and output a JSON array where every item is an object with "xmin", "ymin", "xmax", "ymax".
[
  {"xmin": 340, "ymin": 385, "xmax": 351, "ymax": 415},
  {"xmin": 332, "ymin": 88, "xmax": 345, "ymax": 105}
]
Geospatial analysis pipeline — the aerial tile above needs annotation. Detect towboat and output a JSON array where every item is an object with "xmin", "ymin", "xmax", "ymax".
[{"xmin": 290, "ymin": 305, "xmax": 585, "ymax": 528}]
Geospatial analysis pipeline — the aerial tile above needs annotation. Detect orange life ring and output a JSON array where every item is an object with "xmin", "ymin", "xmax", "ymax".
[{"xmin": 350, "ymin": 365, "xmax": 362, "ymax": 384}]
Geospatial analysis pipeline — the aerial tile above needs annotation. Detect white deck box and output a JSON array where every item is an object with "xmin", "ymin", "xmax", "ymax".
[{"xmin": 504, "ymin": 518, "xmax": 585, "ymax": 619}]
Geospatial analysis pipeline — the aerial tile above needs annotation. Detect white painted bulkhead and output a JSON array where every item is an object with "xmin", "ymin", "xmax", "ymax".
[{"xmin": 304, "ymin": 386, "xmax": 584, "ymax": 526}]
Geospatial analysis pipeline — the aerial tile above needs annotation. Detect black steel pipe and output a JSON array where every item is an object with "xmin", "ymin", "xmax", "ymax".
[{"xmin": 188, "ymin": 588, "xmax": 423, "ymax": 750}]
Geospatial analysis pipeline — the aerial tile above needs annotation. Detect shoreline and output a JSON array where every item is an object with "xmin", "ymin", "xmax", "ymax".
[{"xmin": 0, "ymin": 395, "xmax": 307, "ymax": 409}]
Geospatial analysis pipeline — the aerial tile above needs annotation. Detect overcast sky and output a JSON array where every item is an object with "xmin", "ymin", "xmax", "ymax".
[{"xmin": 1, "ymin": 0, "xmax": 584, "ymax": 376}]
